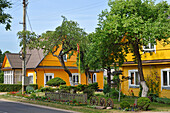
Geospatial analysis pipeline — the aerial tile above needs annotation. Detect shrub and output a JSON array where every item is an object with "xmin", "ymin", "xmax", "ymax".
[
  {"xmin": 83, "ymin": 88, "xmax": 94, "ymax": 99},
  {"xmin": 145, "ymin": 70, "xmax": 160, "ymax": 97},
  {"xmin": 109, "ymin": 88, "xmax": 119, "ymax": 99},
  {"xmin": 148, "ymin": 93, "xmax": 158, "ymax": 102},
  {"xmin": 30, "ymin": 93, "xmax": 36, "ymax": 99},
  {"xmin": 46, "ymin": 77, "xmax": 66, "ymax": 86},
  {"xmin": 0, "ymin": 84, "xmax": 21, "ymax": 92},
  {"xmin": 0, "ymin": 71, "xmax": 4, "ymax": 83},
  {"xmin": 77, "ymin": 84, "xmax": 87, "ymax": 92},
  {"xmin": 137, "ymin": 97, "xmax": 151, "ymax": 110},
  {"xmin": 26, "ymin": 86, "xmax": 34, "ymax": 94},
  {"xmin": 29, "ymin": 84, "xmax": 38, "ymax": 89},
  {"xmin": 40, "ymin": 87, "xmax": 54, "ymax": 92},
  {"xmin": 59, "ymin": 85, "xmax": 71, "ymax": 93},
  {"xmin": 120, "ymin": 101, "xmax": 130, "ymax": 109},
  {"xmin": 87, "ymin": 82, "xmax": 99, "ymax": 91},
  {"xmin": 155, "ymin": 97, "xmax": 170, "ymax": 104},
  {"xmin": 103, "ymin": 84, "xmax": 111, "ymax": 94},
  {"xmin": 72, "ymin": 99, "xmax": 77, "ymax": 103}
]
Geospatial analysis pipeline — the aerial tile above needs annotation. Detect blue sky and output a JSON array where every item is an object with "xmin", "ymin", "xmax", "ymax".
[{"xmin": 0, "ymin": 0, "xmax": 169, "ymax": 53}]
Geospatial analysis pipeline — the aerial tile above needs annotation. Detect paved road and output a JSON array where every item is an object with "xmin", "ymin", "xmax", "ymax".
[{"xmin": 0, "ymin": 99, "xmax": 77, "ymax": 113}]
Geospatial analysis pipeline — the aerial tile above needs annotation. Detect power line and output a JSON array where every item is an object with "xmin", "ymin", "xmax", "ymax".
[{"xmin": 26, "ymin": 10, "xmax": 33, "ymax": 32}]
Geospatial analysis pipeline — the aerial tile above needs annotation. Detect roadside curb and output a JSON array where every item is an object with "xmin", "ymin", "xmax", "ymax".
[{"xmin": 0, "ymin": 99, "xmax": 80, "ymax": 113}]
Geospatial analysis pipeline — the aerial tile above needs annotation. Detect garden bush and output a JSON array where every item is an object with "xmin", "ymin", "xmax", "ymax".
[
  {"xmin": 40, "ymin": 87, "xmax": 55, "ymax": 92},
  {"xmin": 59, "ymin": 85, "xmax": 71, "ymax": 93},
  {"xmin": 76, "ymin": 84, "xmax": 87, "ymax": 92},
  {"xmin": 120, "ymin": 101, "xmax": 130, "ymax": 109},
  {"xmin": 83, "ymin": 88, "xmax": 94, "ymax": 99},
  {"xmin": 29, "ymin": 84, "xmax": 38, "ymax": 89},
  {"xmin": 30, "ymin": 93, "xmax": 36, "ymax": 99},
  {"xmin": 109, "ymin": 88, "xmax": 119, "ymax": 98},
  {"xmin": 46, "ymin": 77, "xmax": 66, "ymax": 86},
  {"xmin": 155, "ymin": 97, "xmax": 170, "ymax": 104},
  {"xmin": 87, "ymin": 82, "xmax": 99, "ymax": 91},
  {"xmin": 0, "ymin": 84, "xmax": 21, "ymax": 92},
  {"xmin": 137, "ymin": 97, "xmax": 151, "ymax": 110},
  {"xmin": 103, "ymin": 84, "xmax": 111, "ymax": 94},
  {"xmin": 26, "ymin": 86, "xmax": 34, "ymax": 94}
]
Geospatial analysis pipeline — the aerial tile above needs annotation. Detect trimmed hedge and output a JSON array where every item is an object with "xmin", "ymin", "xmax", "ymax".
[{"xmin": 0, "ymin": 83, "xmax": 38, "ymax": 92}]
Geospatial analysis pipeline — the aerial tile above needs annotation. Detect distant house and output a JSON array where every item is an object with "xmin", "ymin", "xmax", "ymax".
[
  {"xmin": 1, "ymin": 47, "xmax": 104, "ymax": 89},
  {"xmin": 1, "ymin": 49, "xmax": 44, "ymax": 84},
  {"xmin": 120, "ymin": 40, "xmax": 170, "ymax": 98}
]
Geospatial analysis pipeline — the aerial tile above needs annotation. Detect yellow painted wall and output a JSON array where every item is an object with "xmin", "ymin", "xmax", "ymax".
[
  {"xmin": 126, "ymin": 41, "xmax": 170, "ymax": 62},
  {"xmin": 36, "ymin": 69, "xmax": 78, "ymax": 88},
  {"xmin": 36, "ymin": 46, "xmax": 104, "ymax": 89},
  {"xmin": 26, "ymin": 69, "xmax": 36, "ymax": 84},
  {"xmin": 80, "ymin": 72, "xmax": 104, "ymax": 89},
  {"xmin": 35, "ymin": 68, "xmax": 104, "ymax": 89},
  {"xmin": 121, "ymin": 65, "xmax": 170, "ymax": 98},
  {"xmin": 4, "ymin": 58, "xmax": 11, "ymax": 68},
  {"xmin": 39, "ymin": 46, "xmax": 77, "ymax": 67}
]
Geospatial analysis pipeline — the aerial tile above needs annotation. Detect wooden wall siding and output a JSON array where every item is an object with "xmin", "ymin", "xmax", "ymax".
[
  {"xmin": 121, "ymin": 65, "xmax": 170, "ymax": 98},
  {"xmin": 126, "ymin": 41, "xmax": 170, "ymax": 62},
  {"xmin": 39, "ymin": 50, "xmax": 77, "ymax": 67}
]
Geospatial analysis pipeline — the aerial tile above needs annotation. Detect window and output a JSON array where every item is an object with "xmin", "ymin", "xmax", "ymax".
[
  {"xmin": 4, "ymin": 70, "xmax": 13, "ymax": 84},
  {"xmin": 63, "ymin": 54, "xmax": 67, "ymax": 62},
  {"xmin": 15, "ymin": 70, "xmax": 22, "ymax": 84},
  {"xmin": 28, "ymin": 73, "xmax": 33, "ymax": 84},
  {"xmin": 161, "ymin": 69, "xmax": 170, "ymax": 90},
  {"xmin": 128, "ymin": 70, "xmax": 140, "ymax": 87},
  {"xmin": 93, "ymin": 73, "xmax": 97, "ymax": 83},
  {"xmin": 143, "ymin": 43, "xmax": 156, "ymax": 52},
  {"xmin": 44, "ymin": 73, "xmax": 54, "ymax": 86},
  {"xmin": 72, "ymin": 73, "xmax": 79, "ymax": 85}
]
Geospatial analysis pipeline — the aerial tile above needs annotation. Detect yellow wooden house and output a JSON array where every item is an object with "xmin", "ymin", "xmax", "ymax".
[
  {"xmin": 121, "ymin": 41, "xmax": 170, "ymax": 98},
  {"xmin": 1, "ymin": 48, "xmax": 104, "ymax": 89}
]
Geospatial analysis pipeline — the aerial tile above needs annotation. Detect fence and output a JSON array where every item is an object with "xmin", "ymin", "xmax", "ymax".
[{"xmin": 45, "ymin": 92, "xmax": 87, "ymax": 103}]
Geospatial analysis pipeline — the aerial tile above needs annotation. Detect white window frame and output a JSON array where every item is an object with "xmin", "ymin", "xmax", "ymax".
[
  {"xmin": 15, "ymin": 70, "xmax": 22, "ymax": 84},
  {"xmin": 93, "ymin": 73, "xmax": 97, "ymax": 83},
  {"xmin": 63, "ymin": 54, "xmax": 67, "ymax": 62},
  {"xmin": 4, "ymin": 70, "xmax": 13, "ymax": 84},
  {"xmin": 143, "ymin": 43, "xmax": 156, "ymax": 53},
  {"xmin": 72, "ymin": 73, "xmax": 79, "ymax": 85},
  {"xmin": 128, "ymin": 70, "xmax": 140, "ymax": 88},
  {"xmin": 161, "ymin": 69, "xmax": 170, "ymax": 90},
  {"xmin": 28, "ymin": 73, "xmax": 34, "ymax": 84},
  {"xmin": 44, "ymin": 73, "xmax": 54, "ymax": 86}
]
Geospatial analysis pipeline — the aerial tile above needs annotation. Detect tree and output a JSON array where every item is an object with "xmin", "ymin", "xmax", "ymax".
[
  {"xmin": 97, "ymin": 0, "xmax": 170, "ymax": 97},
  {"xmin": 0, "ymin": 0, "xmax": 12, "ymax": 30},
  {"xmin": 35, "ymin": 16, "xmax": 87, "ymax": 86}
]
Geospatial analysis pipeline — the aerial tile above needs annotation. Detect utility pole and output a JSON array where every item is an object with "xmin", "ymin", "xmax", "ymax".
[{"xmin": 22, "ymin": 0, "xmax": 27, "ymax": 94}]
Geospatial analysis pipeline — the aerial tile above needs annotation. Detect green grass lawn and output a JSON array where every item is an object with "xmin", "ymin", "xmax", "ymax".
[{"xmin": 0, "ymin": 93, "xmax": 170, "ymax": 113}]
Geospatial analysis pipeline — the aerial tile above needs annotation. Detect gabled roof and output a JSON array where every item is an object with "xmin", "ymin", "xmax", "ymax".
[
  {"xmin": 6, "ymin": 53, "xmax": 30, "ymax": 68},
  {"xmin": 1, "ymin": 48, "xmax": 44, "ymax": 70},
  {"xmin": 26, "ymin": 48, "xmax": 44, "ymax": 69}
]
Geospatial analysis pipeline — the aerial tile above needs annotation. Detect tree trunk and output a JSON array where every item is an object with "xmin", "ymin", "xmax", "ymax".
[
  {"xmin": 85, "ymin": 68, "xmax": 90, "ymax": 85},
  {"xmin": 107, "ymin": 67, "xmax": 111, "ymax": 88},
  {"xmin": 58, "ymin": 56, "xmax": 73, "ymax": 86},
  {"xmin": 133, "ymin": 43, "xmax": 148, "ymax": 97}
]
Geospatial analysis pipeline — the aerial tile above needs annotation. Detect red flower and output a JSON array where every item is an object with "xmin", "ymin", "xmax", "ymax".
[
  {"xmin": 131, "ymin": 90, "xmax": 133, "ymax": 92},
  {"xmin": 134, "ymin": 103, "xmax": 136, "ymax": 106}
]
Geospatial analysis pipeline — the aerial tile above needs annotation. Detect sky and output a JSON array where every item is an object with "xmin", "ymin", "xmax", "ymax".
[{"xmin": 0, "ymin": 0, "xmax": 169, "ymax": 53}]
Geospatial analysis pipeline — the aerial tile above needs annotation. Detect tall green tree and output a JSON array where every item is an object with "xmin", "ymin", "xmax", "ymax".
[
  {"xmin": 78, "ymin": 32, "xmax": 126, "ymax": 87},
  {"xmin": 0, "ymin": 0, "xmax": 12, "ymax": 30},
  {"xmin": 97, "ymin": 0, "xmax": 170, "ymax": 97},
  {"xmin": 34, "ymin": 16, "xmax": 87, "ymax": 86}
]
